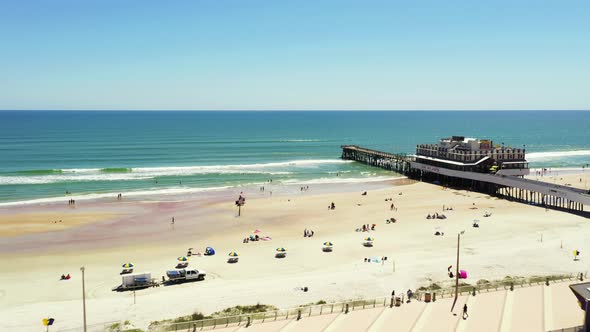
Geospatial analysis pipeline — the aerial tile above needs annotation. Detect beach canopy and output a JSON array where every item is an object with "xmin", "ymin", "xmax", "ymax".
[
  {"xmin": 228, "ymin": 252, "xmax": 239, "ymax": 257},
  {"xmin": 122, "ymin": 263, "xmax": 134, "ymax": 268},
  {"xmin": 364, "ymin": 237, "xmax": 375, "ymax": 242},
  {"xmin": 177, "ymin": 256, "xmax": 189, "ymax": 262},
  {"xmin": 205, "ymin": 247, "xmax": 216, "ymax": 255},
  {"xmin": 323, "ymin": 242, "xmax": 334, "ymax": 247},
  {"xmin": 276, "ymin": 247, "xmax": 287, "ymax": 252}
]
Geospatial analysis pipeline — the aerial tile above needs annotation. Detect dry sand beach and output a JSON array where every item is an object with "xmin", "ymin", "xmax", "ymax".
[{"xmin": 0, "ymin": 176, "xmax": 589, "ymax": 331}]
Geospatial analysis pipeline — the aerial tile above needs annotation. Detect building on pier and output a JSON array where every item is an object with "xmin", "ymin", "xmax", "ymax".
[{"xmin": 414, "ymin": 136, "xmax": 529, "ymax": 177}]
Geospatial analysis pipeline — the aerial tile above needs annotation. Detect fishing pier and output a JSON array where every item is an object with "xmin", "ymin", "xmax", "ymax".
[
  {"xmin": 341, "ymin": 145, "xmax": 413, "ymax": 175},
  {"xmin": 342, "ymin": 138, "xmax": 589, "ymax": 215}
]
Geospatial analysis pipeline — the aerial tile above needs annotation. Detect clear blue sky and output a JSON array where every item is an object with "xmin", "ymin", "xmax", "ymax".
[{"xmin": 1, "ymin": 0, "xmax": 589, "ymax": 110}]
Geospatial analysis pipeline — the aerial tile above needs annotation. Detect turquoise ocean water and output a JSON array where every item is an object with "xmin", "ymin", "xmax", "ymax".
[{"xmin": 1, "ymin": 111, "xmax": 589, "ymax": 204}]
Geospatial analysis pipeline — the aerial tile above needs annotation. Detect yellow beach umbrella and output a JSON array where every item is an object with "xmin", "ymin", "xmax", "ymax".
[
  {"xmin": 364, "ymin": 237, "xmax": 374, "ymax": 242},
  {"xmin": 228, "ymin": 252, "xmax": 239, "ymax": 257},
  {"xmin": 177, "ymin": 256, "xmax": 189, "ymax": 262},
  {"xmin": 323, "ymin": 242, "xmax": 334, "ymax": 247}
]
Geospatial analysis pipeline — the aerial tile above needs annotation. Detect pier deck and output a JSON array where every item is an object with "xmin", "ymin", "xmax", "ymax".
[{"xmin": 342, "ymin": 145, "xmax": 589, "ymax": 215}]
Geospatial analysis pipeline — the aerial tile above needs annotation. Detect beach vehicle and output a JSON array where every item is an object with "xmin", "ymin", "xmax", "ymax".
[
  {"xmin": 165, "ymin": 268, "xmax": 206, "ymax": 283},
  {"xmin": 113, "ymin": 272, "xmax": 158, "ymax": 291}
]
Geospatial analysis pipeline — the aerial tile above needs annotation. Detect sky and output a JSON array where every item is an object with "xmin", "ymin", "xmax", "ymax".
[{"xmin": 0, "ymin": 0, "xmax": 589, "ymax": 110}]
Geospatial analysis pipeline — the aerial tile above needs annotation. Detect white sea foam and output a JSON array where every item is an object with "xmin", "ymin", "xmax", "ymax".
[
  {"xmin": 0, "ymin": 186, "xmax": 232, "ymax": 207},
  {"xmin": 0, "ymin": 159, "xmax": 353, "ymax": 185},
  {"xmin": 526, "ymin": 150, "xmax": 590, "ymax": 160}
]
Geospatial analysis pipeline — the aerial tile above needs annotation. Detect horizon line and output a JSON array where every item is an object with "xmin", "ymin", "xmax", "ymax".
[{"xmin": 1, "ymin": 109, "xmax": 590, "ymax": 112}]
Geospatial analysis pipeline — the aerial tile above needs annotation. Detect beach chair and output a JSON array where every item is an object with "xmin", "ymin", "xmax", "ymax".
[
  {"xmin": 120, "ymin": 268, "xmax": 133, "ymax": 275},
  {"xmin": 275, "ymin": 252, "xmax": 287, "ymax": 258}
]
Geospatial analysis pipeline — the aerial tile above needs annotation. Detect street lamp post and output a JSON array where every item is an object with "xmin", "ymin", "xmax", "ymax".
[
  {"xmin": 451, "ymin": 231, "xmax": 464, "ymax": 313},
  {"xmin": 80, "ymin": 266, "xmax": 87, "ymax": 332}
]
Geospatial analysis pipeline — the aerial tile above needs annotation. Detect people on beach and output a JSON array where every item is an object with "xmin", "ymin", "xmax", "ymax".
[
  {"xmin": 171, "ymin": 217, "xmax": 175, "ymax": 224},
  {"xmin": 68, "ymin": 199, "xmax": 76, "ymax": 206},
  {"xmin": 574, "ymin": 249, "xmax": 580, "ymax": 261},
  {"xmin": 463, "ymin": 303, "xmax": 469, "ymax": 319},
  {"xmin": 448, "ymin": 265, "xmax": 454, "ymax": 278},
  {"xmin": 329, "ymin": 202, "xmax": 335, "ymax": 210}
]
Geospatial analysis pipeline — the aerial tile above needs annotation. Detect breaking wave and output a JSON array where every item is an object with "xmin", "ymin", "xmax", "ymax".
[
  {"xmin": 0, "ymin": 159, "xmax": 353, "ymax": 185},
  {"xmin": 526, "ymin": 150, "xmax": 590, "ymax": 160}
]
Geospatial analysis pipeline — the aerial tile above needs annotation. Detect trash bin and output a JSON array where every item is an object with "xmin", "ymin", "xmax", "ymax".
[{"xmin": 424, "ymin": 292, "xmax": 432, "ymax": 303}]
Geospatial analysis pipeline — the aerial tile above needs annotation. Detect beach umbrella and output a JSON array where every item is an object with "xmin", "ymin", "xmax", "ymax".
[
  {"xmin": 177, "ymin": 256, "xmax": 189, "ymax": 262},
  {"xmin": 364, "ymin": 237, "xmax": 375, "ymax": 242},
  {"xmin": 253, "ymin": 229, "xmax": 261, "ymax": 233},
  {"xmin": 121, "ymin": 263, "xmax": 134, "ymax": 268},
  {"xmin": 276, "ymin": 247, "xmax": 287, "ymax": 252},
  {"xmin": 323, "ymin": 242, "xmax": 334, "ymax": 247},
  {"xmin": 205, "ymin": 247, "xmax": 216, "ymax": 255},
  {"xmin": 228, "ymin": 252, "xmax": 239, "ymax": 257}
]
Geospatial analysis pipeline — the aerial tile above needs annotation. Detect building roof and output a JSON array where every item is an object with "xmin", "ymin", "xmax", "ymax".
[{"xmin": 569, "ymin": 282, "xmax": 590, "ymax": 301}]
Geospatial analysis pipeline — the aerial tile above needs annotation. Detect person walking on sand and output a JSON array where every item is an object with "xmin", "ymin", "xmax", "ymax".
[
  {"xmin": 171, "ymin": 217, "xmax": 175, "ymax": 224},
  {"xmin": 463, "ymin": 303, "xmax": 468, "ymax": 319}
]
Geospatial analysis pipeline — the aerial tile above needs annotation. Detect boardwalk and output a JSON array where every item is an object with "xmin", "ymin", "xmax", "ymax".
[{"xmin": 161, "ymin": 280, "xmax": 585, "ymax": 332}]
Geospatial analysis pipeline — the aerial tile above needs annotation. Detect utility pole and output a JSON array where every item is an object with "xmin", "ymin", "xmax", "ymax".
[
  {"xmin": 451, "ymin": 232, "xmax": 462, "ymax": 313},
  {"xmin": 80, "ymin": 267, "xmax": 87, "ymax": 332}
]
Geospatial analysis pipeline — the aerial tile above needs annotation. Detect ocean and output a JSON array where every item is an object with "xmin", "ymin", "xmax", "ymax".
[{"xmin": 1, "ymin": 111, "xmax": 589, "ymax": 205}]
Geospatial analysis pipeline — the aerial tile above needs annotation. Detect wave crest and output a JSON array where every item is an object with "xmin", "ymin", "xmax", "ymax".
[
  {"xmin": 0, "ymin": 159, "xmax": 351, "ymax": 185},
  {"xmin": 527, "ymin": 150, "xmax": 590, "ymax": 160}
]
